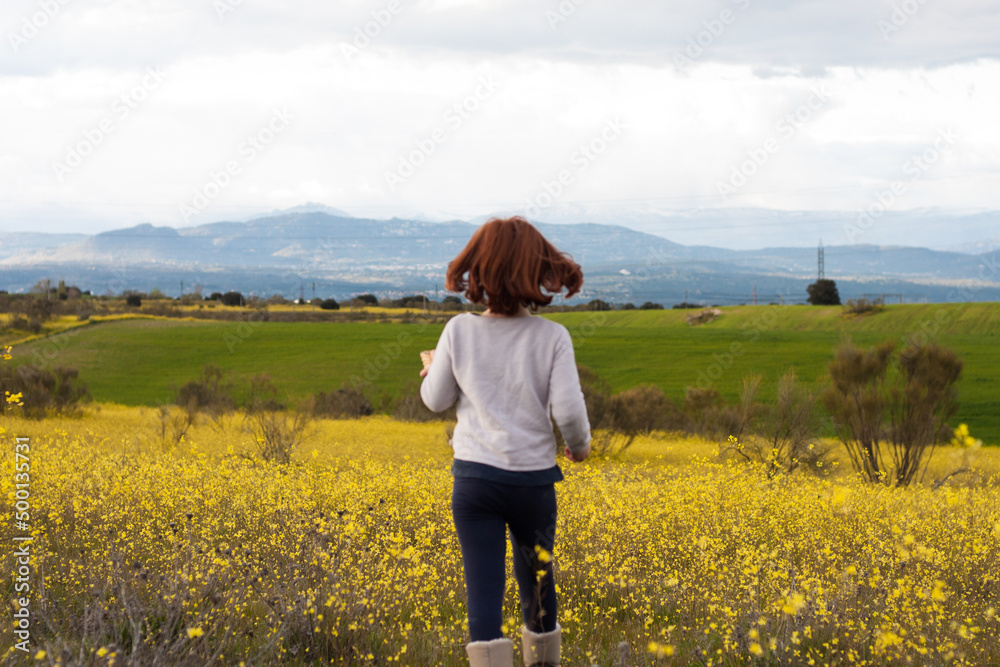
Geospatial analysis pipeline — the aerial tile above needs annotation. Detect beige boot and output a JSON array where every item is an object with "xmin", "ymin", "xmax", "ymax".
[
  {"xmin": 521, "ymin": 623, "xmax": 561, "ymax": 666},
  {"xmin": 466, "ymin": 637, "xmax": 514, "ymax": 667}
]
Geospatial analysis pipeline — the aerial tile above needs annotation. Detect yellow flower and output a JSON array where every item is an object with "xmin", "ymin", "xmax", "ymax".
[
  {"xmin": 534, "ymin": 545, "xmax": 551, "ymax": 564},
  {"xmin": 749, "ymin": 642, "xmax": 764, "ymax": 656},
  {"xmin": 186, "ymin": 627, "xmax": 204, "ymax": 639},
  {"xmin": 34, "ymin": 650, "xmax": 46, "ymax": 660},
  {"xmin": 782, "ymin": 592, "xmax": 807, "ymax": 615},
  {"xmin": 950, "ymin": 424, "xmax": 983, "ymax": 449},
  {"xmin": 648, "ymin": 641, "xmax": 675, "ymax": 657},
  {"xmin": 97, "ymin": 647, "xmax": 109, "ymax": 657}
]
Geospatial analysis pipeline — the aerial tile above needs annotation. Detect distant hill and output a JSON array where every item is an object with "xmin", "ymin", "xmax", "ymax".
[
  {"xmin": 1, "ymin": 210, "xmax": 997, "ymax": 304},
  {"xmin": 0, "ymin": 231, "xmax": 88, "ymax": 261}
]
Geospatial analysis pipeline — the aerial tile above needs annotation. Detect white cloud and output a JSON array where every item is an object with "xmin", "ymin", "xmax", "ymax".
[{"xmin": 0, "ymin": 0, "xmax": 998, "ymax": 234}]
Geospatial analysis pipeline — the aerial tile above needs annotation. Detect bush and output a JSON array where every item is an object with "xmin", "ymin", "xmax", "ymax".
[
  {"xmin": 125, "ymin": 294, "xmax": 142, "ymax": 307},
  {"xmin": 576, "ymin": 367, "xmax": 684, "ymax": 455},
  {"xmin": 174, "ymin": 364, "xmax": 236, "ymax": 418},
  {"xmin": 319, "ymin": 298, "xmax": 340, "ymax": 311},
  {"xmin": 241, "ymin": 374, "xmax": 311, "ymax": 464},
  {"xmin": 310, "ymin": 386, "xmax": 373, "ymax": 419},
  {"xmin": 609, "ymin": 385, "xmax": 684, "ymax": 447},
  {"xmin": 681, "ymin": 387, "xmax": 743, "ymax": 441},
  {"xmin": 354, "ymin": 294, "xmax": 379, "ymax": 306},
  {"xmin": 641, "ymin": 302, "xmax": 665, "ymax": 310},
  {"xmin": 158, "ymin": 404, "xmax": 198, "ymax": 449},
  {"xmin": 390, "ymin": 381, "xmax": 457, "ymax": 423},
  {"xmin": 2, "ymin": 315, "xmax": 31, "ymax": 332},
  {"xmin": 1, "ymin": 364, "xmax": 91, "ymax": 419},
  {"xmin": 843, "ymin": 297, "xmax": 885, "ymax": 316},
  {"xmin": 822, "ymin": 340, "xmax": 963, "ymax": 487},
  {"xmin": 671, "ymin": 302, "xmax": 700, "ymax": 310},
  {"xmin": 722, "ymin": 371, "xmax": 827, "ymax": 477},
  {"xmin": 393, "ymin": 295, "xmax": 428, "ymax": 309},
  {"xmin": 19, "ymin": 294, "xmax": 55, "ymax": 322}
]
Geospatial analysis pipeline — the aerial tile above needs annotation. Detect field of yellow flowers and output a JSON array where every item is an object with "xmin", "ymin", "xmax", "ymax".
[{"xmin": 2, "ymin": 406, "xmax": 999, "ymax": 666}]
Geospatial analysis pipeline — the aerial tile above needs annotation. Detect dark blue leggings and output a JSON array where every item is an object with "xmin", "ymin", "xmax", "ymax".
[{"xmin": 451, "ymin": 477, "xmax": 558, "ymax": 641}]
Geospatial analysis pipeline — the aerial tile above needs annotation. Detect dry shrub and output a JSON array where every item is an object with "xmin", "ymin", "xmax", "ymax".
[
  {"xmin": 578, "ymin": 367, "xmax": 684, "ymax": 455},
  {"xmin": 609, "ymin": 384, "xmax": 684, "ymax": 447},
  {"xmin": 722, "ymin": 371, "xmax": 829, "ymax": 477},
  {"xmin": 309, "ymin": 385, "xmax": 373, "ymax": 419},
  {"xmin": 241, "ymin": 374, "xmax": 312, "ymax": 464},
  {"xmin": 576, "ymin": 366, "xmax": 620, "ymax": 454},
  {"xmin": 823, "ymin": 340, "xmax": 963, "ymax": 487},
  {"xmin": 682, "ymin": 387, "xmax": 743, "ymax": 441},
  {"xmin": 157, "ymin": 403, "xmax": 202, "ymax": 450},
  {"xmin": 391, "ymin": 381, "xmax": 457, "ymax": 423},
  {"xmin": 174, "ymin": 364, "xmax": 236, "ymax": 419},
  {"xmin": 1, "ymin": 363, "xmax": 90, "ymax": 419},
  {"xmin": 843, "ymin": 297, "xmax": 885, "ymax": 316}
]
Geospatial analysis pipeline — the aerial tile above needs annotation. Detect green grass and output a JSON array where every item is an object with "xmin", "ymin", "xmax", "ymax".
[{"xmin": 7, "ymin": 303, "xmax": 999, "ymax": 444}]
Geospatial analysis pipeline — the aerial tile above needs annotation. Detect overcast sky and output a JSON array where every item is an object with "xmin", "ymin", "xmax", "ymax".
[{"xmin": 1, "ymin": 0, "xmax": 998, "ymax": 236}]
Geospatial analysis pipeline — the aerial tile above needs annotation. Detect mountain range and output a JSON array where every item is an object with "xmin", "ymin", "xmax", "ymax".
[{"xmin": 1, "ymin": 208, "xmax": 998, "ymax": 305}]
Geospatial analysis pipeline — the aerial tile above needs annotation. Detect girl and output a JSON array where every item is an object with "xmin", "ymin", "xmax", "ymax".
[{"xmin": 420, "ymin": 216, "xmax": 591, "ymax": 667}]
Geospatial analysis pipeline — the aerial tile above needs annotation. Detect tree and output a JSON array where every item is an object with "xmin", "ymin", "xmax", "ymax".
[
  {"xmin": 587, "ymin": 299, "xmax": 611, "ymax": 311},
  {"xmin": 125, "ymin": 294, "xmax": 142, "ymax": 307},
  {"xmin": 807, "ymin": 279, "xmax": 841, "ymax": 305},
  {"xmin": 354, "ymin": 294, "xmax": 378, "ymax": 306},
  {"xmin": 320, "ymin": 298, "xmax": 340, "ymax": 310},
  {"xmin": 221, "ymin": 291, "xmax": 244, "ymax": 307}
]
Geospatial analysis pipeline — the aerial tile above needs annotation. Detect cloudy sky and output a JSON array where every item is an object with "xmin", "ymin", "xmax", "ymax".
[{"xmin": 1, "ymin": 0, "xmax": 998, "ymax": 237}]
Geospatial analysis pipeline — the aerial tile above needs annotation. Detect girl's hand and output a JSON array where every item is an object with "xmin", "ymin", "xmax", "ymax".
[
  {"xmin": 564, "ymin": 443, "xmax": 591, "ymax": 462},
  {"xmin": 419, "ymin": 350, "xmax": 435, "ymax": 378}
]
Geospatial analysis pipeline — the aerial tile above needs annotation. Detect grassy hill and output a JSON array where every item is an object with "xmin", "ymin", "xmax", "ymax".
[{"xmin": 7, "ymin": 303, "xmax": 999, "ymax": 443}]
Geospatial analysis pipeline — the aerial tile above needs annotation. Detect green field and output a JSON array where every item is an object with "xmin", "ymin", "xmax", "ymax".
[{"xmin": 8, "ymin": 303, "xmax": 999, "ymax": 443}]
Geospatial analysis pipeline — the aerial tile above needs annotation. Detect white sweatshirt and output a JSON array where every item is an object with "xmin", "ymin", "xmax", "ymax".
[{"xmin": 420, "ymin": 312, "xmax": 591, "ymax": 471}]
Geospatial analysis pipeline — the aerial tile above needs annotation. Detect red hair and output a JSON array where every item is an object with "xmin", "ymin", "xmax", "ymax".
[{"xmin": 446, "ymin": 216, "xmax": 583, "ymax": 316}]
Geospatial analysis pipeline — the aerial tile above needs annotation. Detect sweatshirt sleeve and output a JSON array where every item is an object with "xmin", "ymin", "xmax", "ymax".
[
  {"xmin": 549, "ymin": 327, "xmax": 591, "ymax": 453},
  {"xmin": 419, "ymin": 321, "xmax": 459, "ymax": 412}
]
